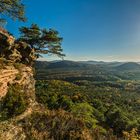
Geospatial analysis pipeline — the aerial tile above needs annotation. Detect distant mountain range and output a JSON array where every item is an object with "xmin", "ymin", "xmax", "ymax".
[
  {"xmin": 35, "ymin": 60, "xmax": 98, "ymax": 70},
  {"xmin": 116, "ymin": 62, "xmax": 140, "ymax": 71},
  {"xmin": 35, "ymin": 60, "xmax": 140, "ymax": 71},
  {"xmin": 78, "ymin": 60, "xmax": 125, "ymax": 67}
]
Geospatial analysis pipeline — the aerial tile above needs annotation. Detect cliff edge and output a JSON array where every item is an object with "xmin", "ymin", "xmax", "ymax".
[{"xmin": 0, "ymin": 64, "xmax": 37, "ymax": 140}]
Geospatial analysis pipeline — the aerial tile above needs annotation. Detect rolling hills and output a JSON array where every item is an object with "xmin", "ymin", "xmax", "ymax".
[
  {"xmin": 116, "ymin": 62, "xmax": 140, "ymax": 71},
  {"xmin": 35, "ymin": 60, "xmax": 140, "ymax": 81}
]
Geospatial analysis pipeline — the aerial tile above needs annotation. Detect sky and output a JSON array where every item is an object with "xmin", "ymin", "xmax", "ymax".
[{"xmin": 4, "ymin": 0, "xmax": 140, "ymax": 61}]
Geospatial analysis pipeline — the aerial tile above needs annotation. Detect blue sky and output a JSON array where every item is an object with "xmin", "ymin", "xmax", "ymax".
[{"xmin": 5, "ymin": 0, "xmax": 140, "ymax": 61}]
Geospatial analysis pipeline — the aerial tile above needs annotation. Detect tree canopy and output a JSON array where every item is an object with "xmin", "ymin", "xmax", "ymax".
[
  {"xmin": 0, "ymin": 0, "xmax": 26, "ymax": 25},
  {"xmin": 19, "ymin": 24, "xmax": 65, "ymax": 58},
  {"xmin": 0, "ymin": 1, "xmax": 65, "ymax": 65}
]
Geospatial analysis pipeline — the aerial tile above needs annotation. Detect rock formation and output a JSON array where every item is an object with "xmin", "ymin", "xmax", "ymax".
[
  {"xmin": 0, "ymin": 28, "xmax": 37, "ymax": 139},
  {"xmin": 0, "ymin": 65, "xmax": 36, "ymax": 139}
]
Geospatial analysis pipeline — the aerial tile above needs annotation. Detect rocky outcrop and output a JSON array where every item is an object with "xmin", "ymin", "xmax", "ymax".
[
  {"xmin": 0, "ymin": 27, "xmax": 15, "ymax": 45},
  {"xmin": 0, "ymin": 66, "xmax": 35, "ymax": 99},
  {"xmin": 0, "ymin": 65, "xmax": 36, "ymax": 140},
  {"xmin": 0, "ymin": 27, "xmax": 38, "ymax": 139},
  {"xmin": 0, "ymin": 67, "xmax": 18, "ymax": 99}
]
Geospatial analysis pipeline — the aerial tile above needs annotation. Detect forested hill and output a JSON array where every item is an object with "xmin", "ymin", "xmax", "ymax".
[
  {"xmin": 35, "ymin": 60, "xmax": 140, "ymax": 80},
  {"xmin": 35, "ymin": 60, "xmax": 140, "ymax": 139},
  {"xmin": 116, "ymin": 62, "xmax": 140, "ymax": 71},
  {"xmin": 35, "ymin": 60, "xmax": 140, "ymax": 70}
]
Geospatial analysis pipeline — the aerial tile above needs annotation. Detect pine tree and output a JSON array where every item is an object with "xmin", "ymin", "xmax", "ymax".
[
  {"xmin": 19, "ymin": 24, "xmax": 65, "ymax": 58},
  {"xmin": 0, "ymin": 0, "xmax": 26, "ymax": 26}
]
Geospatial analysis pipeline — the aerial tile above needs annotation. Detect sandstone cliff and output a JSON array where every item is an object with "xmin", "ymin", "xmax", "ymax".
[
  {"xmin": 0, "ymin": 68, "xmax": 18, "ymax": 99},
  {"xmin": 0, "ymin": 28, "xmax": 39, "ymax": 139},
  {"xmin": 0, "ymin": 65, "xmax": 37, "ymax": 140}
]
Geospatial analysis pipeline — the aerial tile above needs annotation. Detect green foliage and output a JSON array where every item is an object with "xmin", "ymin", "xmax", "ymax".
[
  {"xmin": 71, "ymin": 103, "xmax": 98, "ymax": 129},
  {"xmin": 105, "ymin": 106, "xmax": 131, "ymax": 135},
  {"xmin": 35, "ymin": 79, "xmax": 140, "ymax": 138},
  {"xmin": 57, "ymin": 95, "xmax": 73, "ymax": 110},
  {"xmin": 19, "ymin": 24, "xmax": 65, "ymax": 58},
  {"xmin": 20, "ymin": 110, "xmax": 100, "ymax": 140},
  {"xmin": 0, "ymin": 0, "xmax": 26, "ymax": 25},
  {"xmin": 36, "ymin": 80, "xmax": 86, "ymax": 110},
  {"xmin": 0, "ymin": 84, "xmax": 28, "ymax": 121}
]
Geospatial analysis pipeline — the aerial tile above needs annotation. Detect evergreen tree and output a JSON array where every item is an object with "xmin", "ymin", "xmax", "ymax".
[
  {"xmin": 19, "ymin": 24, "xmax": 65, "ymax": 58},
  {"xmin": 0, "ymin": 0, "xmax": 26, "ymax": 24}
]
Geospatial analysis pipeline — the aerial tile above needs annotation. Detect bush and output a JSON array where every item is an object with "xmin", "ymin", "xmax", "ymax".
[
  {"xmin": 71, "ymin": 102, "xmax": 98, "ymax": 129},
  {"xmin": 0, "ymin": 84, "xmax": 28, "ymax": 121},
  {"xmin": 19, "ymin": 109, "xmax": 93, "ymax": 140}
]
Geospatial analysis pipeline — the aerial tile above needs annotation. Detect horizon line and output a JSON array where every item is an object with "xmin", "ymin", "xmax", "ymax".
[{"xmin": 37, "ymin": 58, "xmax": 140, "ymax": 63}]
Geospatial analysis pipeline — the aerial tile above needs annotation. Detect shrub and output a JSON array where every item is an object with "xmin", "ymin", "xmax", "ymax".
[
  {"xmin": 0, "ymin": 84, "xmax": 28, "ymax": 121},
  {"xmin": 19, "ymin": 109, "xmax": 93, "ymax": 140},
  {"xmin": 71, "ymin": 102, "xmax": 98, "ymax": 129}
]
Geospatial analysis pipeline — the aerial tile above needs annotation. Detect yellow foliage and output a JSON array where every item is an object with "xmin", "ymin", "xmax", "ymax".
[{"xmin": 123, "ymin": 128, "xmax": 140, "ymax": 140}]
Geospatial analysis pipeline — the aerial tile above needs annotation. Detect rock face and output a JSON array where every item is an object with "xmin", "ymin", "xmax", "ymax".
[
  {"xmin": 0, "ymin": 27, "xmax": 37, "ymax": 139},
  {"xmin": 0, "ymin": 66, "xmax": 35, "ymax": 99},
  {"xmin": 0, "ymin": 27, "xmax": 15, "ymax": 45},
  {"xmin": 0, "ymin": 68, "xmax": 18, "ymax": 99},
  {"xmin": 0, "ymin": 65, "xmax": 36, "ymax": 140}
]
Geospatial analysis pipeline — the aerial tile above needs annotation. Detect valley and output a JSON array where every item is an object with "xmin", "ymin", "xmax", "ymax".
[{"xmin": 35, "ymin": 60, "xmax": 140, "ymax": 139}]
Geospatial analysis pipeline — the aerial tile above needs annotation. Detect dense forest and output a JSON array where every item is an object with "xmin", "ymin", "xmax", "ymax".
[{"xmin": 35, "ymin": 60, "xmax": 140, "ymax": 139}]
